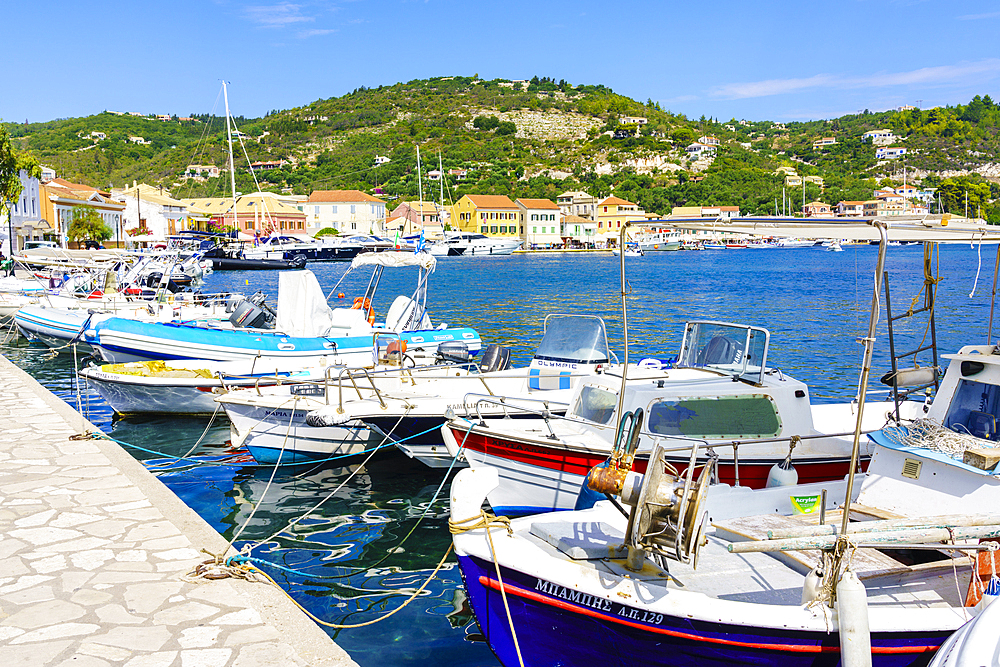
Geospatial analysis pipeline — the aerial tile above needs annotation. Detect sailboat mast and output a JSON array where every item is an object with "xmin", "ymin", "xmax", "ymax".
[
  {"xmin": 416, "ymin": 145, "xmax": 424, "ymax": 208},
  {"xmin": 222, "ymin": 81, "xmax": 238, "ymax": 230},
  {"xmin": 438, "ymin": 152, "xmax": 444, "ymax": 205}
]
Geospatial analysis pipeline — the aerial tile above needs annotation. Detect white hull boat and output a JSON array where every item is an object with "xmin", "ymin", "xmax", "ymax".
[{"xmin": 217, "ymin": 314, "xmax": 619, "ymax": 466}]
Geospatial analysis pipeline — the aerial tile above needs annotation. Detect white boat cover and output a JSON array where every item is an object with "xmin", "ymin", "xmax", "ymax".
[
  {"xmin": 350, "ymin": 251, "xmax": 436, "ymax": 272},
  {"xmin": 276, "ymin": 270, "xmax": 342, "ymax": 338}
]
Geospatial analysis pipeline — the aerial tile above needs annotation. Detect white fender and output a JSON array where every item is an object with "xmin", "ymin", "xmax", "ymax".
[{"xmin": 836, "ymin": 568, "xmax": 872, "ymax": 667}]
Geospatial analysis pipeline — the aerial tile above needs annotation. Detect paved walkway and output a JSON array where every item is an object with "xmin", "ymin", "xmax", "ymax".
[{"xmin": 0, "ymin": 353, "xmax": 357, "ymax": 667}]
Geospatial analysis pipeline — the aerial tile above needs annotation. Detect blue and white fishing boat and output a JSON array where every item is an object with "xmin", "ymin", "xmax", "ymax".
[{"xmin": 84, "ymin": 252, "xmax": 481, "ymax": 364}]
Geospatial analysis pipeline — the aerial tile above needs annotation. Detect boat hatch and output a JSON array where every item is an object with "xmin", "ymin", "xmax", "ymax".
[
  {"xmin": 677, "ymin": 320, "xmax": 770, "ymax": 384},
  {"xmin": 570, "ymin": 385, "xmax": 618, "ymax": 425},
  {"xmin": 534, "ymin": 314, "xmax": 611, "ymax": 365},
  {"xmin": 646, "ymin": 394, "xmax": 782, "ymax": 439},
  {"xmin": 943, "ymin": 378, "xmax": 1000, "ymax": 440}
]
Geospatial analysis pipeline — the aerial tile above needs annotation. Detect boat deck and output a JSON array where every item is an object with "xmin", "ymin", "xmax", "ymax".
[{"xmin": 522, "ymin": 504, "xmax": 971, "ymax": 611}]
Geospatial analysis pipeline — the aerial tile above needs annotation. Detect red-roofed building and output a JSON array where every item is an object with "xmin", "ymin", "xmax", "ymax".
[
  {"xmin": 596, "ymin": 196, "xmax": 646, "ymax": 243},
  {"xmin": 304, "ymin": 190, "xmax": 386, "ymax": 234},
  {"xmin": 516, "ymin": 198, "xmax": 562, "ymax": 248},
  {"xmin": 450, "ymin": 194, "xmax": 520, "ymax": 237},
  {"xmin": 837, "ymin": 201, "xmax": 866, "ymax": 217}
]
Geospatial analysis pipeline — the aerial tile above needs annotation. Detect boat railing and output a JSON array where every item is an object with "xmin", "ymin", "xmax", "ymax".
[
  {"xmin": 464, "ymin": 393, "xmax": 891, "ymax": 486},
  {"xmin": 327, "ymin": 366, "xmax": 387, "ymax": 409}
]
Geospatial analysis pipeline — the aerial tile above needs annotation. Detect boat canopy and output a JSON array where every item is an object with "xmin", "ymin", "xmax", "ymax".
[{"xmin": 350, "ymin": 251, "xmax": 436, "ymax": 272}]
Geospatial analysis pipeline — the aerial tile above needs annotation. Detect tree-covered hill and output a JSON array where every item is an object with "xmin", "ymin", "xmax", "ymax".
[{"xmin": 5, "ymin": 77, "xmax": 1000, "ymax": 220}]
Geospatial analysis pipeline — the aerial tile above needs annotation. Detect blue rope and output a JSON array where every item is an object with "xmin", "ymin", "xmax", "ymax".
[{"xmin": 100, "ymin": 419, "xmax": 445, "ymax": 470}]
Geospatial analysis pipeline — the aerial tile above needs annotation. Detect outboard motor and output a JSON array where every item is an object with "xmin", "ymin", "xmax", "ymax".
[
  {"xmin": 246, "ymin": 291, "xmax": 276, "ymax": 325},
  {"xmin": 436, "ymin": 341, "xmax": 472, "ymax": 364},
  {"xmin": 478, "ymin": 344, "xmax": 512, "ymax": 373},
  {"xmin": 229, "ymin": 300, "xmax": 269, "ymax": 329}
]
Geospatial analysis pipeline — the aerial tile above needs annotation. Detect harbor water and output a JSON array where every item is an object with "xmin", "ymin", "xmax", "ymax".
[{"xmin": 4, "ymin": 243, "xmax": 996, "ymax": 666}]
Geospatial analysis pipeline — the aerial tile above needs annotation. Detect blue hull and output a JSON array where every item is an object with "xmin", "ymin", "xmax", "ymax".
[
  {"xmin": 86, "ymin": 317, "xmax": 481, "ymax": 363},
  {"xmin": 456, "ymin": 554, "xmax": 946, "ymax": 667}
]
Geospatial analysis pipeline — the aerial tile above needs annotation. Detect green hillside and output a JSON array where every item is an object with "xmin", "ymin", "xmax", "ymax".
[{"xmin": 5, "ymin": 77, "xmax": 1000, "ymax": 220}]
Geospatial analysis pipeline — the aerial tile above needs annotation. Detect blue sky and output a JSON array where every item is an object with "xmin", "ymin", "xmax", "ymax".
[{"xmin": 3, "ymin": 0, "xmax": 999, "ymax": 124}]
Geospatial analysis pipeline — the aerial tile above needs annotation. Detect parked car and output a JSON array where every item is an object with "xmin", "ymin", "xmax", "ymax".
[{"xmin": 23, "ymin": 240, "xmax": 58, "ymax": 250}]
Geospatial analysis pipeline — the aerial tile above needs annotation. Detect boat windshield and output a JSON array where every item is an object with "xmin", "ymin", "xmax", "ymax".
[
  {"xmin": 943, "ymin": 379, "xmax": 1000, "ymax": 440},
  {"xmin": 676, "ymin": 320, "xmax": 769, "ymax": 383},
  {"xmin": 535, "ymin": 315, "xmax": 611, "ymax": 364}
]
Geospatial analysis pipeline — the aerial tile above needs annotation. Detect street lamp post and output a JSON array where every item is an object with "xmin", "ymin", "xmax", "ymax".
[{"xmin": 5, "ymin": 198, "xmax": 13, "ymax": 257}]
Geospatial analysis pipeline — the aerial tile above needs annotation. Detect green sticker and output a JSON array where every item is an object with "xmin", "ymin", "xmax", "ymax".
[{"xmin": 790, "ymin": 494, "xmax": 821, "ymax": 515}]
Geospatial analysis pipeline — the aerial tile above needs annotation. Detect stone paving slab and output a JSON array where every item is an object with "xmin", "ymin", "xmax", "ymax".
[{"xmin": 0, "ymin": 354, "xmax": 358, "ymax": 667}]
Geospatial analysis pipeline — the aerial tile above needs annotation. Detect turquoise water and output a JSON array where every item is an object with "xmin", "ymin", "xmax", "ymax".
[{"xmin": 4, "ymin": 243, "xmax": 996, "ymax": 666}]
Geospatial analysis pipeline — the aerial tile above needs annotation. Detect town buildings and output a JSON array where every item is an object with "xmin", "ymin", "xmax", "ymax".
[
  {"xmin": 302, "ymin": 190, "xmax": 386, "ymax": 235},
  {"xmin": 556, "ymin": 191, "xmax": 597, "ymax": 219},
  {"xmin": 451, "ymin": 194, "xmax": 520, "ymax": 239},
  {"xmin": 517, "ymin": 198, "xmax": 561, "ymax": 248}
]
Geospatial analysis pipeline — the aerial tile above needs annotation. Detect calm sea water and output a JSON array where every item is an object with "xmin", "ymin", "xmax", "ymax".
[{"xmin": 3, "ymin": 243, "xmax": 996, "ymax": 666}]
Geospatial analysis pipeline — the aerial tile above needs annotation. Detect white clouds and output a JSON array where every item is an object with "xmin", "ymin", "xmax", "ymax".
[
  {"xmin": 298, "ymin": 28, "xmax": 337, "ymax": 38},
  {"xmin": 245, "ymin": 3, "xmax": 314, "ymax": 28},
  {"xmin": 957, "ymin": 11, "xmax": 1000, "ymax": 20},
  {"xmin": 711, "ymin": 58, "xmax": 1000, "ymax": 99}
]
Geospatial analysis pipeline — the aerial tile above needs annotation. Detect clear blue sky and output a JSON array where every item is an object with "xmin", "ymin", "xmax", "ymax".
[{"xmin": 4, "ymin": 0, "xmax": 999, "ymax": 124}]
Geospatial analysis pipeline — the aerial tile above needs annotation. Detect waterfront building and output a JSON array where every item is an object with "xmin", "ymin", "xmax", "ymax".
[
  {"xmin": 803, "ymin": 201, "xmax": 831, "ymax": 217},
  {"xmin": 561, "ymin": 214, "xmax": 599, "ymax": 248},
  {"xmin": 40, "ymin": 179, "xmax": 125, "ymax": 248},
  {"xmin": 183, "ymin": 192, "xmax": 306, "ymax": 234},
  {"xmin": 302, "ymin": 190, "xmax": 386, "ymax": 235},
  {"xmin": 516, "ymin": 198, "xmax": 562, "ymax": 249},
  {"xmin": 390, "ymin": 201, "xmax": 442, "ymax": 236},
  {"xmin": 115, "ymin": 184, "xmax": 190, "ymax": 241},
  {"xmin": 451, "ymin": 194, "xmax": 520, "ymax": 238},
  {"xmin": 837, "ymin": 201, "xmax": 866, "ymax": 217},
  {"xmin": 2, "ymin": 169, "xmax": 47, "ymax": 252},
  {"xmin": 556, "ymin": 191, "xmax": 596, "ymax": 219},
  {"xmin": 595, "ymin": 196, "xmax": 645, "ymax": 243}
]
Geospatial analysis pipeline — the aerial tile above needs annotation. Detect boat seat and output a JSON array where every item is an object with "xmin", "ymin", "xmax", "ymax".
[
  {"xmin": 325, "ymin": 308, "xmax": 370, "ymax": 331},
  {"xmin": 967, "ymin": 411, "xmax": 997, "ymax": 441}
]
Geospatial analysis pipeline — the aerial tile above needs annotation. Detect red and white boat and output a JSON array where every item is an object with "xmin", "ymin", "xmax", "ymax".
[{"xmin": 443, "ymin": 320, "xmax": 917, "ymax": 515}]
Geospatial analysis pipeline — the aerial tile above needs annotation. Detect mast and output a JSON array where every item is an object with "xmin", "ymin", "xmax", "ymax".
[
  {"xmin": 223, "ymin": 81, "xmax": 238, "ymax": 232},
  {"xmin": 438, "ymin": 151, "xmax": 444, "ymax": 205},
  {"xmin": 416, "ymin": 145, "xmax": 424, "ymax": 210}
]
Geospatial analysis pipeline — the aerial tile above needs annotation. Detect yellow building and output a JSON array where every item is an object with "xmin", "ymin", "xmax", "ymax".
[
  {"xmin": 595, "ymin": 196, "xmax": 645, "ymax": 242},
  {"xmin": 450, "ymin": 194, "xmax": 520, "ymax": 237}
]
